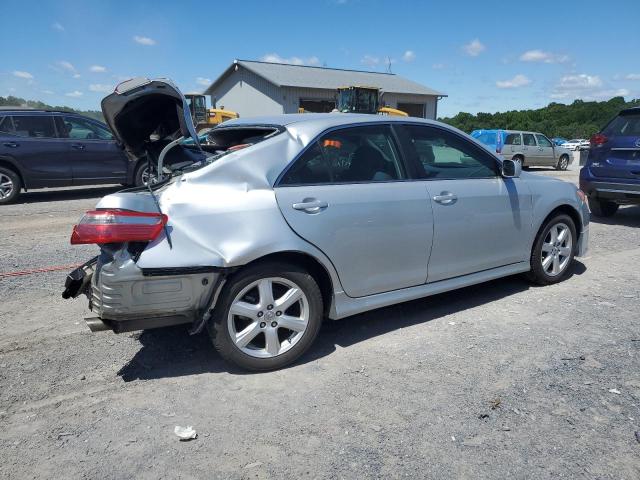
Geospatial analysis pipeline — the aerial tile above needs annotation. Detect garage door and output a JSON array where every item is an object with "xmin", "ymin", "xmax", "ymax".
[
  {"xmin": 397, "ymin": 103, "xmax": 425, "ymax": 118},
  {"xmin": 299, "ymin": 99, "xmax": 336, "ymax": 113}
]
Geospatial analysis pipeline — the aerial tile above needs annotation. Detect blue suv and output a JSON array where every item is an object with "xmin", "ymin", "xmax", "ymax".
[
  {"xmin": 580, "ymin": 107, "xmax": 640, "ymax": 217},
  {"xmin": 0, "ymin": 109, "xmax": 147, "ymax": 204}
]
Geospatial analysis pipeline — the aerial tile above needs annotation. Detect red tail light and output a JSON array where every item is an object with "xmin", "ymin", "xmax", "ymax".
[
  {"xmin": 70, "ymin": 210, "xmax": 168, "ymax": 245},
  {"xmin": 590, "ymin": 133, "xmax": 608, "ymax": 147}
]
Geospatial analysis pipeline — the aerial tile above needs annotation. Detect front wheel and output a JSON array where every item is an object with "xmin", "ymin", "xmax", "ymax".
[
  {"xmin": 208, "ymin": 262, "xmax": 323, "ymax": 371},
  {"xmin": 526, "ymin": 214, "xmax": 576, "ymax": 285},
  {"xmin": 556, "ymin": 155, "xmax": 569, "ymax": 171},
  {"xmin": 134, "ymin": 162, "xmax": 158, "ymax": 187},
  {"xmin": 588, "ymin": 197, "xmax": 618, "ymax": 217},
  {"xmin": 0, "ymin": 167, "xmax": 22, "ymax": 205}
]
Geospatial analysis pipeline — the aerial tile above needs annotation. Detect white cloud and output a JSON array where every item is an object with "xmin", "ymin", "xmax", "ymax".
[
  {"xmin": 360, "ymin": 55, "xmax": 380, "ymax": 67},
  {"xmin": 13, "ymin": 70, "xmax": 33, "ymax": 79},
  {"xmin": 432, "ymin": 63, "xmax": 446, "ymax": 70},
  {"xmin": 42, "ymin": 89, "xmax": 54, "ymax": 95},
  {"xmin": 402, "ymin": 50, "xmax": 416, "ymax": 62},
  {"xmin": 52, "ymin": 22, "xmax": 64, "ymax": 31},
  {"xmin": 65, "ymin": 90, "xmax": 83, "ymax": 97},
  {"xmin": 89, "ymin": 84, "xmax": 112, "ymax": 93},
  {"xmin": 519, "ymin": 49, "xmax": 569, "ymax": 64},
  {"xmin": 463, "ymin": 39, "xmax": 485, "ymax": 57},
  {"xmin": 496, "ymin": 74, "xmax": 531, "ymax": 89},
  {"xmin": 133, "ymin": 35, "xmax": 156, "ymax": 46},
  {"xmin": 624, "ymin": 73, "xmax": 640, "ymax": 80},
  {"xmin": 551, "ymin": 73, "xmax": 629, "ymax": 100},
  {"xmin": 73, "ymin": 73, "xmax": 81, "ymax": 78},
  {"xmin": 56, "ymin": 61, "xmax": 77, "ymax": 75},
  {"xmin": 195, "ymin": 77, "xmax": 211, "ymax": 86},
  {"xmin": 260, "ymin": 53, "xmax": 320, "ymax": 66},
  {"xmin": 89, "ymin": 65, "xmax": 107, "ymax": 73}
]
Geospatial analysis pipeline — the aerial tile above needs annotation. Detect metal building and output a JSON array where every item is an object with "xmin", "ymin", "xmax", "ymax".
[{"xmin": 203, "ymin": 60, "xmax": 446, "ymax": 119}]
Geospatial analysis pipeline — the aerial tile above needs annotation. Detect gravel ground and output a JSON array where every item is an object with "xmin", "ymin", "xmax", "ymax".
[{"xmin": 1, "ymin": 165, "xmax": 639, "ymax": 479}]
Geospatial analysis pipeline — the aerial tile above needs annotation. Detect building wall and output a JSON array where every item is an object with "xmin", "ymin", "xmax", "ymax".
[
  {"xmin": 209, "ymin": 66, "xmax": 284, "ymax": 117},
  {"xmin": 281, "ymin": 87, "xmax": 337, "ymax": 113}
]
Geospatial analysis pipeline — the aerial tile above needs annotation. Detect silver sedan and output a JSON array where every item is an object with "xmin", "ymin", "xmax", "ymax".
[{"xmin": 64, "ymin": 78, "xmax": 590, "ymax": 371}]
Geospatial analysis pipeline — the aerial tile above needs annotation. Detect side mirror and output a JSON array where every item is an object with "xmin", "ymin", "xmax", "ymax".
[{"xmin": 501, "ymin": 158, "xmax": 521, "ymax": 178}]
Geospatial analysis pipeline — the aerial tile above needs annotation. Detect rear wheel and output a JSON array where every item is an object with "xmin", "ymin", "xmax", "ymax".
[
  {"xmin": 526, "ymin": 213, "xmax": 576, "ymax": 285},
  {"xmin": 0, "ymin": 167, "xmax": 21, "ymax": 205},
  {"xmin": 588, "ymin": 197, "xmax": 618, "ymax": 217},
  {"xmin": 134, "ymin": 162, "xmax": 158, "ymax": 187},
  {"xmin": 208, "ymin": 262, "xmax": 323, "ymax": 371},
  {"xmin": 513, "ymin": 155, "xmax": 525, "ymax": 168},
  {"xmin": 556, "ymin": 155, "xmax": 569, "ymax": 171}
]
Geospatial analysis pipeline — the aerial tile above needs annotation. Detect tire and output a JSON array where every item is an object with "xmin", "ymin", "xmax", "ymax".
[
  {"xmin": 526, "ymin": 213, "xmax": 576, "ymax": 285},
  {"xmin": 0, "ymin": 166, "xmax": 22, "ymax": 205},
  {"xmin": 513, "ymin": 155, "xmax": 525, "ymax": 168},
  {"xmin": 208, "ymin": 262, "xmax": 324, "ymax": 371},
  {"xmin": 556, "ymin": 155, "xmax": 569, "ymax": 171},
  {"xmin": 134, "ymin": 162, "xmax": 156, "ymax": 187},
  {"xmin": 588, "ymin": 197, "xmax": 619, "ymax": 217}
]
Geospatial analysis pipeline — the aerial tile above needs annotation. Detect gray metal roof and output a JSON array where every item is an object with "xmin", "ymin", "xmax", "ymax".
[{"xmin": 204, "ymin": 60, "xmax": 446, "ymax": 97}]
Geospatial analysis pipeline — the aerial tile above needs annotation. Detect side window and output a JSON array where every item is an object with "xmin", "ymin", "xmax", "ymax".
[
  {"xmin": 280, "ymin": 125, "xmax": 405, "ymax": 185},
  {"xmin": 522, "ymin": 133, "xmax": 537, "ymax": 146},
  {"xmin": 535, "ymin": 134, "xmax": 552, "ymax": 147},
  {"xmin": 0, "ymin": 116, "xmax": 15, "ymax": 135},
  {"xmin": 403, "ymin": 125, "xmax": 497, "ymax": 179},
  {"xmin": 11, "ymin": 115, "xmax": 57, "ymax": 138},
  {"xmin": 62, "ymin": 116, "xmax": 113, "ymax": 140},
  {"xmin": 505, "ymin": 133, "xmax": 521, "ymax": 145}
]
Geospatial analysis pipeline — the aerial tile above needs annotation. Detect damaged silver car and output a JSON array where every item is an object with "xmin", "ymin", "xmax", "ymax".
[{"xmin": 64, "ymin": 78, "xmax": 590, "ymax": 371}]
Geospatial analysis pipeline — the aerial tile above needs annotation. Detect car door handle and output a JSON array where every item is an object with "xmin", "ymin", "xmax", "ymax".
[
  {"xmin": 3, "ymin": 142, "xmax": 19, "ymax": 148},
  {"xmin": 433, "ymin": 192, "xmax": 457, "ymax": 205},
  {"xmin": 71, "ymin": 143, "xmax": 85, "ymax": 150},
  {"xmin": 292, "ymin": 199, "xmax": 328, "ymax": 213}
]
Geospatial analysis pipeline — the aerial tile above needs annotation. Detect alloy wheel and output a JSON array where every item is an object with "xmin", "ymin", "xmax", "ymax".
[
  {"xmin": 541, "ymin": 222, "xmax": 573, "ymax": 276},
  {"xmin": 227, "ymin": 277, "xmax": 309, "ymax": 358},
  {"xmin": 140, "ymin": 166, "xmax": 158, "ymax": 186},
  {"xmin": 0, "ymin": 173, "xmax": 14, "ymax": 200},
  {"xmin": 558, "ymin": 157, "xmax": 569, "ymax": 170}
]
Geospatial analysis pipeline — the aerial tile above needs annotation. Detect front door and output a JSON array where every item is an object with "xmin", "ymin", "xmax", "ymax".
[
  {"xmin": 398, "ymin": 124, "xmax": 532, "ymax": 283},
  {"xmin": 275, "ymin": 124, "xmax": 434, "ymax": 298},
  {"xmin": 58, "ymin": 116, "xmax": 128, "ymax": 185},
  {"xmin": 535, "ymin": 134, "xmax": 556, "ymax": 166}
]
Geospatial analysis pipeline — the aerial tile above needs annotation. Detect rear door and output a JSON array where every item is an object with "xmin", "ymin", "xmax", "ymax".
[
  {"xmin": 58, "ymin": 115, "xmax": 128, "ymax": 185},
  {"xmin": 398, "ymin": 124, "xmax": 532, "ymax": 283},
  {"xmin": 275, "ymin": 124, "xmax": 434, "ymax": 298},
  {"xmin": 535, "ymin": 134, "xmax": 556, "ymax": 166},
  {"xmin": 0, "ymin": 114, "xmax": 71, "ymax": 187},
  {"xmin": 504, "ymin": 132, "xmax": 523, "ymax": 158},
  {"xmin": 589, "ymin": 111, "xmax": 640, "ymax": 179}
]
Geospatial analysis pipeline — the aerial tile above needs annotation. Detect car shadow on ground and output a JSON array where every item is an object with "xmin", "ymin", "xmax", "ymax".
[
  {"xmin": 12, "ymin": 186, "xmax": 123, "ymax": 204},
  {"xmin": 117, "ymin": 261, "xmax": 586, "ymax": 381},
  {"xmin": 590, "ymin": 205, "xmax": 640, "ymax": 227}
]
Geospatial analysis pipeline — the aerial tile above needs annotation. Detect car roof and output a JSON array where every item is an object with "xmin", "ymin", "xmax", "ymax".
[
  {"xmin": 620, "ymin": 106, "xmax": 640, "ymax": 115},
  {"xmin": 0, "ymin": 108, "xmax": 85, "ymax": 116},
  {"xmin": 221, "ymin": 112, "xmax": 440, "ymax": 129}
]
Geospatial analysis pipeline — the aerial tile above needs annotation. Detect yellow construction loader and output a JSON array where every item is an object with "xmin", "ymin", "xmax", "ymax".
[
  {"xmin": 336, "ymin": 86, "xmax": 408, "ymax": 116},
  {"xmin": 185, "ymin": 93, "xmax": 239, "ymax": 132}
]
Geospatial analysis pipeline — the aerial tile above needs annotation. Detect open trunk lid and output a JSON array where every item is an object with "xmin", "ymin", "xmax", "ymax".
[{"xmin": 101, "ymin": 78, "xmax": 200, "ymax": 157}]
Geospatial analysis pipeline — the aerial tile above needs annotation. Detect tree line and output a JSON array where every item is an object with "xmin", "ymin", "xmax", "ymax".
[
  {"xmin": 0, "ymin": 95, "xmax": 104, "ymax": 122},
  {"xmin": 439, "ymin": 96, "xmax": 640, "ymax": 139}
]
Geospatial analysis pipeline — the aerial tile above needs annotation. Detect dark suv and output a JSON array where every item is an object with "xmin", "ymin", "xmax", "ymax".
[
  {"xmin": 580, "ymin": 107, "xmax": 640, "ymax": 217},
  {"xmin": 0, "ymin": 109, "xmax": 148, "ymax": 204}
]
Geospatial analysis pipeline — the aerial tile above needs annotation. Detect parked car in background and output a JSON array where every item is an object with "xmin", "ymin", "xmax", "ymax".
[
  {"xmin": 552, "ymin": 137, "xmax": 568, "ymax": 146},
  {"xmin": 0, "ymin": 108, "xmax": 152, "ymax": 204},
  {"xmin": 471, "ymin": 129, "xmax": 572, "ymax": 170},
  {"xmin": 561, "ymin": 139, "xmax": 586, "ymax": 151},
  {"xmin": 580, "ymin": 106, "xmax": 640, "ymax": 217},
  {"xmin": 63, "ymin": 78, "xmax": 590, "ymax": 371}
]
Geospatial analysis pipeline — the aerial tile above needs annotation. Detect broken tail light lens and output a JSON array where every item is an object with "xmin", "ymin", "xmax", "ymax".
[{"xmin": 70, "ymin": 210, "xmax": 168, "ymax": 245}]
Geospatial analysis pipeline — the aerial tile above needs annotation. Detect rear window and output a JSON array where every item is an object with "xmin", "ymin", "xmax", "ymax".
[
  {"xmin": 505, "ymin": 133, "xmax": 521, "ymax": 145},
  {"xmin": 603, "ymin": 113, "xmax": 640, "ymax": 137},
  {"xmin": 11, "ymin": 115, "xmax": 57, "ymax": 138},
  {"xmin": 202, "ymin": 126, "xmax": 282, "ymax": 151}
]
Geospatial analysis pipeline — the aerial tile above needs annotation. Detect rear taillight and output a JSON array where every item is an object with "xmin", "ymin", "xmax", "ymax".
[
  {"xmin": 70, "ymin": 210, "xmax": 167, "ymax": 245},
  {"xmin": 590, "ymin": 133, "xmax": 608, "ymax": 147}
]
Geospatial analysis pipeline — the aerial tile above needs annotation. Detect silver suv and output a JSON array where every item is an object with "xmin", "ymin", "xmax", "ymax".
[{"xmin": 472, "ymin": 129, "xmax": 573, "ymax": 170}]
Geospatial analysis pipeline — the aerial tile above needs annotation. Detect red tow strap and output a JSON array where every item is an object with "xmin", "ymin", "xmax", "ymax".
[{"xmin": 0, "ymin": 264, "xmax": 81, "ymax": 278}]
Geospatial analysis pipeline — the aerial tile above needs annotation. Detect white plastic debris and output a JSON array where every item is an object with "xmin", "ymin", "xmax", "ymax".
[
  {"xmin": 608, "ymin": 388, "xmax": 621, "ymax": 395},
  {"xmin": 174, "ymin": 425, "xmax": 197, "ymax": 441}
]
